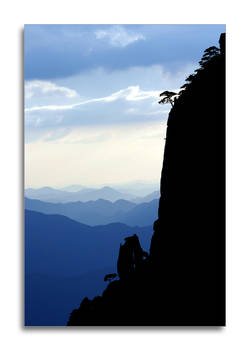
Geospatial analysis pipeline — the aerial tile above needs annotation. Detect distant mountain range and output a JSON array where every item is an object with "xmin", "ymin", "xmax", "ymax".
[
  {"xmin": 132, "ymin": 190, "xmax": 160, "ymax": 204},
  {"xmin": 25, "ymin": 186, "xmax": 160, "ymax": 204},
  {"xmin": 60, "ymin": 181, "xmax": 160, "ymax": 197},
  {"xmin": 102, "ymin": 181, "xmax": 160, "ymax": 197},
  {"xmin": 60, "ymin": 185, "xmax": 88, "ymax": 192},
  {"xmin": 25, "ymin": 197, "xmax": 159, "ymax": 226},
  {"xmin": 25, "ymin": 210, "xmax": 152, "ymax": 325}
]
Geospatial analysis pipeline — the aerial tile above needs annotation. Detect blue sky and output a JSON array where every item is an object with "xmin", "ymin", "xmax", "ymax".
[
  {"xmin": 25, "ymin": 24, "xmax": 225, "ymax": 188},
  {"xmin": 25, "ymin": 25, "xmax": 224, "ymax": 79}
]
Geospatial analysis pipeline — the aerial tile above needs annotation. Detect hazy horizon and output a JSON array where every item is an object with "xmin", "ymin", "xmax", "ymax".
[{"xmin": 25, "ymin": 179, "xmax": 160, "ymax": 190}]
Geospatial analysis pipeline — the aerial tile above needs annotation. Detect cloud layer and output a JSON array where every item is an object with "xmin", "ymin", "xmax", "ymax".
[
  {"xmin": 95, "ymin": 26, "xmax": 145, "ymax": 47},
  {"xmin": 25, "ymin": 24, "xmax": 225, "ymax": 80},
  {"xmin": 25, "ymin": 85, "xmax": 162, "ymax": 113},
  {"xmin": 25, "ymin": 64, "xmax": 194, "ymax": 143},
  {"xmin": 25, "ymin": 80, "xmax": 78, "ymax": 99}
]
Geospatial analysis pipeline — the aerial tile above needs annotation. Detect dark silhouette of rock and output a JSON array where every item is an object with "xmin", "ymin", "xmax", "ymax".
[
  {"xmin": 104, "ymin": 273, "xmax": 117, "ymax": 282},
  {"xmin": 67, "ymin": 33, "xmax": 225, "ymax": 326},
  {"xmin": 117, "ymin": 234, "xmax": 148, "ymax": 280}
]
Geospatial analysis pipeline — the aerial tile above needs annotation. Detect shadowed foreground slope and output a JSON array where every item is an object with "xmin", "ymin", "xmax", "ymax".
[
  {"xmin": 67, "ymin": 34, "xmax": 225, "ymax": 326},
  {"xmin": 25, "ymin": 210, "xmax": 152, "ymax": 325}
]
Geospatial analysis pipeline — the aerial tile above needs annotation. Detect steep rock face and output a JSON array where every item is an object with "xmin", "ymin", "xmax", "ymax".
[
  {"xmin": 67, "ymin": 34, "xmax": 225, "ymax": 326},
  {"xmin": 149, "ymin": 34, "xmax": 225, "ymax": 323}
]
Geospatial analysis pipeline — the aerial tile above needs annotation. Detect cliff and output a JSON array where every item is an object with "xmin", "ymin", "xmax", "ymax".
[{"xmin": 67, "ymin": 34, "xmax": 225, "ymax": 326}]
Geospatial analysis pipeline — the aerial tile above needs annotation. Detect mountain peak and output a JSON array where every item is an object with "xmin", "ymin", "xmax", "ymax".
[{"xmin": 102, "ymin": 186, "xmax": 116, "ymax": 191}]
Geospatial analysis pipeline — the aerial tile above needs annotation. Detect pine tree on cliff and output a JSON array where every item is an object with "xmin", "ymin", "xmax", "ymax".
[{"xmin": 158, "ymin": 90, "xmax": 178, "ymax": 106}]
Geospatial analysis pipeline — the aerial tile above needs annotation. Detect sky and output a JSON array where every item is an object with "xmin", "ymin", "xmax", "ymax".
[{"xmin": 24, "ymin": 24, "xmax": 225, "ymax": 189}]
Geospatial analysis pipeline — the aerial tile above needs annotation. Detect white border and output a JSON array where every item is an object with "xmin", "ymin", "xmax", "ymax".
[{"xmin": 1, "ymin": 1, "xmax": 250, "ymax": 349}]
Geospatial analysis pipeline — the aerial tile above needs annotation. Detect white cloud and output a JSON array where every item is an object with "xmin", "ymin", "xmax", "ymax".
[
  {"xmin": 25, "ymin": 80, "xmax": 78, "ymax": 99},
  {"xmin": 25, "ymin": 64, "xmax": 196, "ymax": 143},
  {"xmin": 95, "ymin": 26, "xmax": 145, "ymax": 48},
  {"xmin": 127, "ymin": 109, "xmax": 169, "ymax": 116},
  {"xmin": 25, "ymin": 85, "xmax": 161, "ymax": 113}
]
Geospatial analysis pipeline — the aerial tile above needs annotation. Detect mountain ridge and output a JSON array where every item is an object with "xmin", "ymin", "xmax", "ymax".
[
  {"xmin": 25, "ymin": 186, "xmax": 159, "ymax": 204},
  {"xmin": 25, "ymin": 197, "xmax": 158, "ymax": 226}
]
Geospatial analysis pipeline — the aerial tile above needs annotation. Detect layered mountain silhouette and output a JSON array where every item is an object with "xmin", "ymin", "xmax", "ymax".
[
  {"xmin": 109, "ymin": 181, "xmax": 160, "ymax": 197},
  {"xmin": 25, "ymin": 186, "xmax": 133, "ymax": 203},
  {"xmin": 61, "ymin": 184, "xmax": 88, "ymax": 192},
  {"xmin": 25, "ymin": 210, "xmax": 152, "ymax": 326},
  {"xmin": 25, "ymin": 186, "xmax": 159, "ymax": 203},
  {"xmin": 61, "ymin": 181, "xmax": 159, "ymax": 197},
  {"xmin": 67, "ymin": 34, "xmax": 225, "ymax": 326},
  {"xmin": 25, "ymin": 197, "xmax": 158, "ymax": 226},
  {"xmin": 132, "ymin": 190, "xmax": 160, "ymax": 204}
]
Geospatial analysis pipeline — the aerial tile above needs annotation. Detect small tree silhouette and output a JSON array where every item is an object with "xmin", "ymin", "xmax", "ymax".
[
  {"xmin": 199, "ymin": 46, "xmax": 220, "ymax": 68},
  {"xmin": 180, "ymin": 45, "xmax": 220, "ymax": 92},
  {"xmin": 158, "ymin": 90, "xmax": 178, "ymax": 107}
]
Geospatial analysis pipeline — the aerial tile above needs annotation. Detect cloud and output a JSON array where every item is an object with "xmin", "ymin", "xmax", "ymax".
[
  {"xmin": 25, "ymin": 64, "xmax": 197, "ymax": 143},
  {"xmin": 25, "ymin": 85, "xmax": 161, "ymax": 113},
  {"xmin": 25, "ymin": 25, "xmax": 225, "ymax": 79},
  {"xmin": 25, "ymin": 80, "xmax": 78, "ymax": 99},
  {"xmin": 95, "ymin": 26, "xmax": 145, "ymax": 48},
  {"xmin": 126, "ymin": 108, "xmax": 169, "ymax": 116}
]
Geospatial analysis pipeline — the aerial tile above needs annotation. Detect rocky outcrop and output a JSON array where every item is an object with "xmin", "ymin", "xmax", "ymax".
[{"xmin": 67, "ymin": 34, "xmax": 225, "ymax": 326}]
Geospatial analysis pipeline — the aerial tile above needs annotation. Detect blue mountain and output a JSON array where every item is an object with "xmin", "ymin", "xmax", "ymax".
[
  {"xmin": 25, "ymin": 186, "xmax": 136, "ymax": 203},
  {"xmin": 25, "ymin": 210, "xmax": 153, "ymax": 326},
  {"xmin": 25, "ymin": 197, "xmax": 158, "ymax": 226},
  {"xmin": 115, "ymin": 199, "xmax": 159, "ymax": 226},
  {"xmin": 60, "ymin": 184, "xmax": 89, "ymax": 192},
  {"xmin": 25, "ymin": 186, "xmax": 160, "ymax": 204}
]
